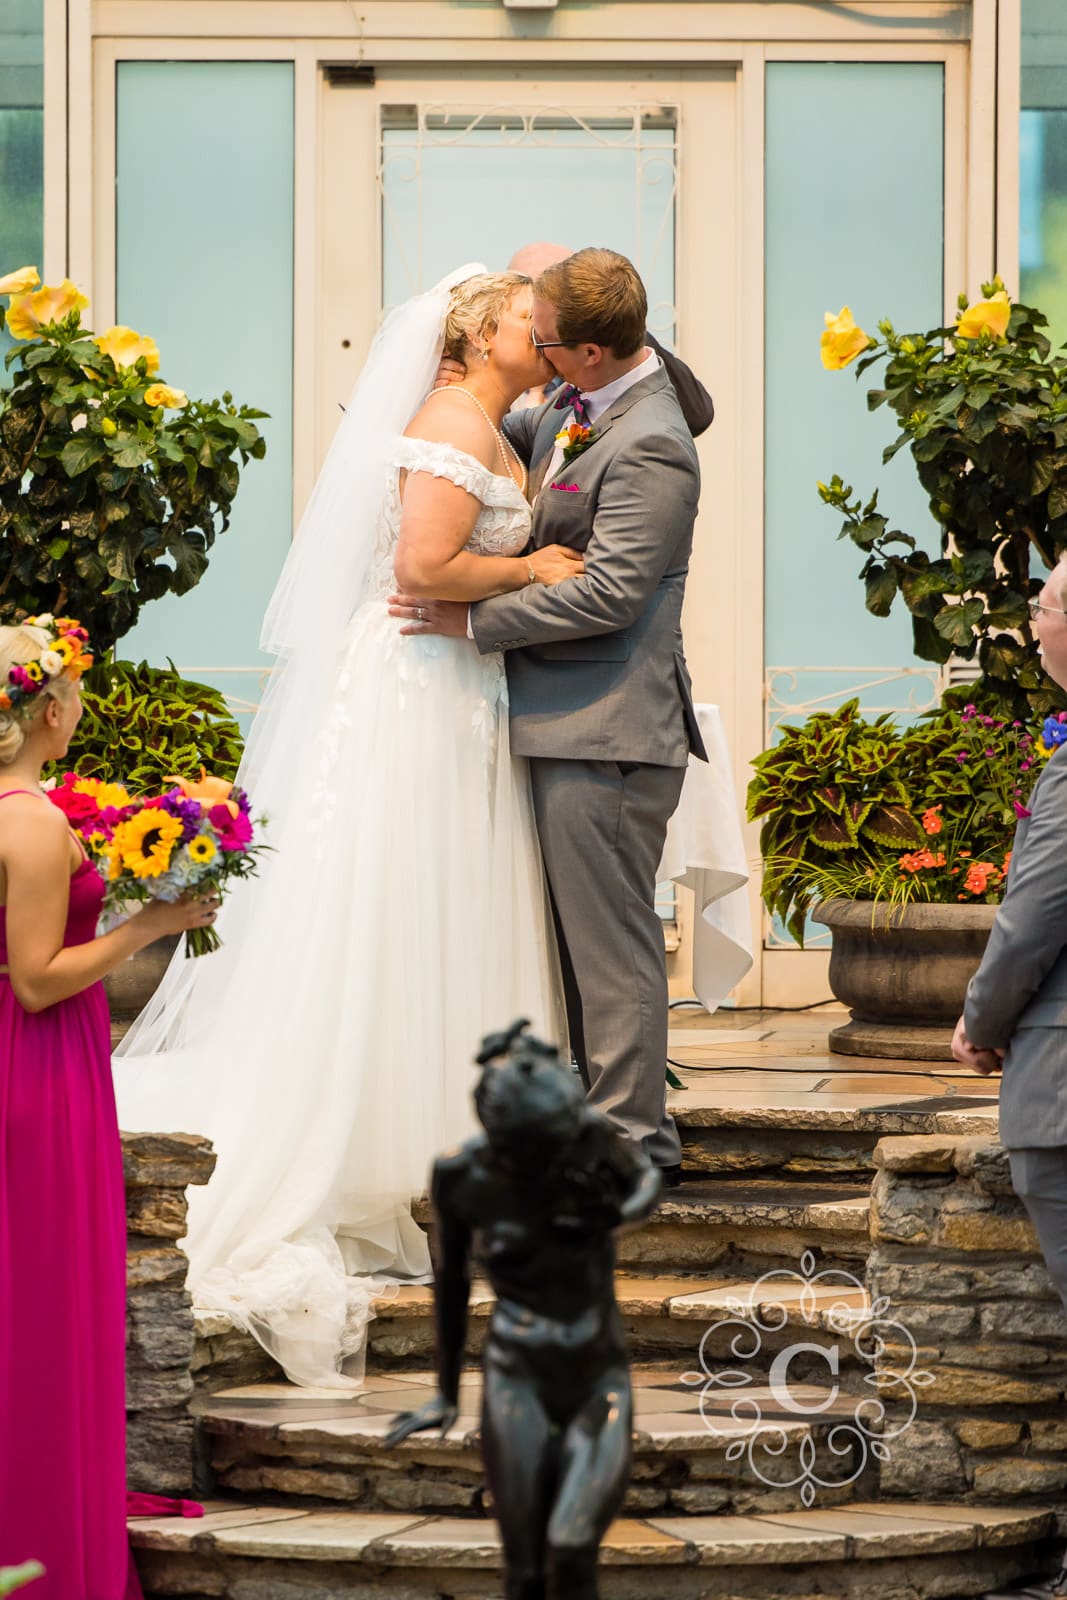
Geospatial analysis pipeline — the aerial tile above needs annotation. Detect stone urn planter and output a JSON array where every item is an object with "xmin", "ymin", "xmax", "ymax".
[
  {"xmin": 811, "ymin": 898, "xmax": 998, "ymax": 1061},
  {"xmin": 104, "ymin": 935, "xmax": 179, "ymax": 1043}
]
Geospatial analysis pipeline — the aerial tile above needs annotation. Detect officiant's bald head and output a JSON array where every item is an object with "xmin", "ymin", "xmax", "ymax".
[{"xmin": 507, "ymin": 242, "xmax": 572, "ymax": 279}]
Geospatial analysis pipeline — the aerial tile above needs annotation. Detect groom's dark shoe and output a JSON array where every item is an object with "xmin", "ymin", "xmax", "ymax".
[{"xmin": 658, "ymin": 1164, "xmax": 683, "ymax": 1190}]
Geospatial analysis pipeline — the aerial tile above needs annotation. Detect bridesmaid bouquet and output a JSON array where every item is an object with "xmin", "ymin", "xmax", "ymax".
[{"xmin": 49, "ymin": 769, "xmax": 265, "ymax": 956}]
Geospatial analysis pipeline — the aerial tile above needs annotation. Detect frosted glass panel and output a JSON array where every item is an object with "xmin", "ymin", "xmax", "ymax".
[
  {"xmin": 764, "ymin": 63, "xmax": 944, "ymax": 711},
  {"xmin": 1020, "ymin": 2, "xmax": 1067, "ymax": 345},
  {"xmin": 381, "ymin": 110, "xmax": 676, "ymax": 344},
  {"xmin": 0, "ymin": 0, "xmax": 43, "ymax": 370},
  {"xmin": 115, "ymin": 63, "xmax": 294, "ymax": 722}
]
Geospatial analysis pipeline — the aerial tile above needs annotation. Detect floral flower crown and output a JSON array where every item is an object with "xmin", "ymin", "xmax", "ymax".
[{"xmin": 0, "ymin": 614, "xmax": 93, "ymax": 715}]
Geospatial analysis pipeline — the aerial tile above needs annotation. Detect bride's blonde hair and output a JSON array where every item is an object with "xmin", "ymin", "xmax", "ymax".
[
  {"xmin": 0, "ymin": 624, "xmax": 74, "ymax": 765},
  {"xmin": 443, "ymin": 271, "xmax": 530, "ymax": 364}
]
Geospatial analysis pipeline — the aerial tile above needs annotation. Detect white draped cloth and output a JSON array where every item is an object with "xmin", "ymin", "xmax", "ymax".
[{"xmin": 658, "ymin": 703, "xmax": 753, "ymax": 1009}]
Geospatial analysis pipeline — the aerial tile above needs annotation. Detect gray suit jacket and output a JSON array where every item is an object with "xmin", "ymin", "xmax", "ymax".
[
  {"xmin": 470, "ymin": 366, "xmax": 707, "ymax": 767},
  {"xmin": 964, "ymin": 751, "xmax": 1067, "ymax": 1148}
]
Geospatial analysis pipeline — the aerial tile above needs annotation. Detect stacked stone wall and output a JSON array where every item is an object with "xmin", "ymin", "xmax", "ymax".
[
  {"xmin": 869, "ymin": 1134, "xmax": 1067, "ymax": 1527},
  {"xmin": 123, "ymin": 1131, "xmax": 215, "ymax": 1494}
]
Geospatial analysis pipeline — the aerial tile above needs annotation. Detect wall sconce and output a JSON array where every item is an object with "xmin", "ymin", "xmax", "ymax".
[{"xmin": 502, "ymin": 0, "xmax": 559, "ymax": 9}]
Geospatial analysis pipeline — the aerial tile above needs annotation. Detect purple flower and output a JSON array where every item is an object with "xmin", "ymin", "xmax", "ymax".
[
  {"xmin": 1021, "ymin": 760, "xmax": 1033, "ymax": 771},
  {"xmin": 962, "ymin": 704, "xmax": 976, "ymax": 720},
  {"xmin": 158, "ymin": 789, "xmax": 203, "ymax": 842},
  {"xmin": 231, "ymin": 785, "xmax": 252, "ymax": 816},
  {"xmin": 955, "ymin": 753, "xmax": 968, "ymax": 764},
  {"xmin": 979, "ymin": 715, "xmax": 994, "ymax": 727},
  {"xmin": 984, "ymin": 747, "xmax": 997, "ymax": 757}
]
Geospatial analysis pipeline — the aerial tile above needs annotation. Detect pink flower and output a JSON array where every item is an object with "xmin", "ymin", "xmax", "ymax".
[
  {"xmin": 209, "ymin": 803, "xmax": 253, "ymax": 851},
  {"xmin": 1014, "ymin": 800, "xmax": 1032, "ymax": 819}
]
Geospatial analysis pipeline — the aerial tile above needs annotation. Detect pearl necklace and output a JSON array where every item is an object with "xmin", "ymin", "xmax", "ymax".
[{"xmin": 428, "ymin": 386, "xmax": 528, "ymax": 495}]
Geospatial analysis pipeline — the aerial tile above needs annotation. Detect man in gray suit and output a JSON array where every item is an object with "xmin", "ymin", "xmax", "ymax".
[
  {"xmin": 392, "ymin": 248, "xmax": 706, "ymax": 1181},
  {"xmin": 954, "ymin": 556, "xmax": 1067, "ymax": 1315}
]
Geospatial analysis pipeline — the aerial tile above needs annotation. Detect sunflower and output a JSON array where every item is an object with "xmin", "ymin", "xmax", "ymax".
[
  {"xmin": 74, "ymin": 777, "xmax": 130, "ymax": 809},
  {"xmin": 187, "ymin": 834, "xmax": 217, "ymax": 866},
  {"xmin": 112, "ymin": 807, "xmax": 183, "ymax": 879}
]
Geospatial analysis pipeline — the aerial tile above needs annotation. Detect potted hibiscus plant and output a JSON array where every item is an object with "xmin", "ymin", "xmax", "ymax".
[
  {"xmin": 757, "ymin": 281, "xmax": 1067, "ymax": 1058},
  {"xmin": 0, "ymin": 265, "xmax": 266, "ymax": 1024}
]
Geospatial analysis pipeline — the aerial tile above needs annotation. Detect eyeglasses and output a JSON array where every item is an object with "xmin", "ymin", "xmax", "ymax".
[
  {"xmin": 532, "ymin": 338, "xmax": 577, "ymax": 352},
  {"xmin": 1028, "ymin": 599, "xmax": 1067, "ymax": 621}
]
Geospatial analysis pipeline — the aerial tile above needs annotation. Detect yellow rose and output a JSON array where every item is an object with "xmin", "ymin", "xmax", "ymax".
[
  {"xmin": 820, "ymin": 307, "xmax": 872, "ymax": 371},
  {"xmin": 143, "ymin": 383, "xmax": 188, "ymax": 409},
  {"xmin": 94, "ymin": 325, "xmax": 161, "ymax": 375},
  {"xmin": 0, "ymin": 264, "xmax": 40, "ymax": 296},
  {"xmin": 6, "ymin": 278, "xmax": 90, "ymax": 340},
  {"xmin": 955, "ymin": 289, "xmax": 1011, "ymax": 342}
]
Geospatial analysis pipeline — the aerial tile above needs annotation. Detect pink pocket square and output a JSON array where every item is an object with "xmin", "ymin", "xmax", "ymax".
[{"xmin": 549, "ymin": 482, "xmax": 582, "ymax": 492}]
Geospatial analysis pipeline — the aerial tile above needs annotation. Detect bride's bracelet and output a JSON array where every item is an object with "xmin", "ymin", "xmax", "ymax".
[{"xmin": 526, "ymin": 559, "xmax": 538, "ymax": 586}]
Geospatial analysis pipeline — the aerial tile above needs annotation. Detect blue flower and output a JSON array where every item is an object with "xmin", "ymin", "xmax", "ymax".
[{"xmin": 1041, "ymin": 716, "xmax": 1067, "ymax": 750}]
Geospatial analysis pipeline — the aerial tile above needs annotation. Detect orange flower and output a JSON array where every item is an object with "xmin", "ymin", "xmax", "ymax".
[
  {"xmin": 165, "ymin": 766, "xmax": 239, "ymax": 819},
  {"xmin": 964, "ymin": 862, "xmax": 996, "ymax": 895},
  {"xmin": 899, "ymin": 848, "xmax": 946, "ymax": 873},
  {"xmin": 921, "ymin": 805, "xmax": 943, "ymax": 836},
  {"xmin": 1002, "ymin": 851, "xmax": 1012, "ymax": 875}
]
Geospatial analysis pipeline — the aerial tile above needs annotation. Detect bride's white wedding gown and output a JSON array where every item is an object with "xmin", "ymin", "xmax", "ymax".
[{"xmin": 113, "ymin": 436, "xmax": 561, "ymax": 1387}]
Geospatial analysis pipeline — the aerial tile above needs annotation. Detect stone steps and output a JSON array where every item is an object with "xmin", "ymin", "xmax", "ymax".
[
  {"xmin": 671, "ymin": 1079, "xmax": 999, "ymax": 1181},
  {"xmin": 195, "ymin": 1363, "xmax": 877, "ymax": 1519},
  {"xmin": 367, "ymin": 1263, "xmax": 873, "ymax": 1370},
  {"xmin": 129, "ymin": 1498, "xmax": 1058, "ymax": 1599}
]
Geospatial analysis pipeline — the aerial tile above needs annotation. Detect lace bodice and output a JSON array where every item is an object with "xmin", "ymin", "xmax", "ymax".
[{"xmin": 367, "ymin": 436, "xmax": 532, "ymax": 600}]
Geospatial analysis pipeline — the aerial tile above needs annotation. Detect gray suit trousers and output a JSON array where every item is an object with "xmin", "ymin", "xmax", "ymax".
[
  {"xmin": 529, "ymin": 757, "xmax": 685, "ymax": 1167},
  {"xmin": 1006, "ymin": 1147, "xmax": 1067, "ymax": 1314}
]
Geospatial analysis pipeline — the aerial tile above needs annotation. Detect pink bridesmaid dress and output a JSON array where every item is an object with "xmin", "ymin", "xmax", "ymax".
[{"xmin": 0, "ymin": 790, "xmax": 142, "ymax": 1599}]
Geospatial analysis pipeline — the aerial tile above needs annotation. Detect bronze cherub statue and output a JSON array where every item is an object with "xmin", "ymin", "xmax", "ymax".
[{"xmin": 385, "ymin": 1019, "xmax": 662, "ymax": 1600}]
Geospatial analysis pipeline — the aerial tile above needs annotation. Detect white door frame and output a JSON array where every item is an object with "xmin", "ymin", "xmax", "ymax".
[{"xmin": 52, "ymin": 0, "xmax": 1010, "ymax": 1006}]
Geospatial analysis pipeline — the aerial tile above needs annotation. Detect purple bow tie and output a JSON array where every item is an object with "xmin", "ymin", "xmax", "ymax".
[{"xmin": 554, "ymin": 384, "xmax": 588, "ymax": 424}]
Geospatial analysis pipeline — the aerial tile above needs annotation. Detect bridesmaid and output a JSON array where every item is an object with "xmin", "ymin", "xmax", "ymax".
[{"xmin": 0, "ymin": 619, "xmax": 216, "ymax": 1599}]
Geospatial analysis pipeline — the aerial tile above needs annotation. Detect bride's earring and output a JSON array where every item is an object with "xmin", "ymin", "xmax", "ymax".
[{"xmin": 482, "ymin": 346, "xmax": 491, "ymax": 363}]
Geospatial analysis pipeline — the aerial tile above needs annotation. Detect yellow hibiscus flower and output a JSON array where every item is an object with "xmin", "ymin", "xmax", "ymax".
[
  {"xmin": 94, "ymin": 325, "xmax": 161, "ymax": 375},
  {"xmin": 820, "ymin": 307, "xmax": 872, "ymax": 371},
  {"xmin": 0, "ymin": 264, "xmax": 40, "ymax": 296},
  {"xmin": 111, "ymin": 807, "xmax": 183, "ymax": 879},
  {"xmin": 955, "ymin": 289, "xmax": 1011, "ymax": 342},
  {"xmin": 143, "ymin": 383, "xmax": 188, "ymax": 410},
  {"xmin": 6, "ymin": 278, "xmax": 89, "ymax": 340}
]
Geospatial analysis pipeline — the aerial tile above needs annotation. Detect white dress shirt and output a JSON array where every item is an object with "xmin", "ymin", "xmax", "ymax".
[{"xmin": 540, "ymin": 346, "xmax": 660, "ymax": 489}]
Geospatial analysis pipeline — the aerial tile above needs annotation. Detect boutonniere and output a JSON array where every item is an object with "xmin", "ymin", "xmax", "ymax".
[{"xmin": 556, "ymin": 421, "xmax": 598, "ymax": 464}]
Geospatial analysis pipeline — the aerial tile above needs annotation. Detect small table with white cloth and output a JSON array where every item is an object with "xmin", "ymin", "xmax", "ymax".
[{"xmin": 656, "ymin": 702, "xmax": 753, "ymax": 1012}]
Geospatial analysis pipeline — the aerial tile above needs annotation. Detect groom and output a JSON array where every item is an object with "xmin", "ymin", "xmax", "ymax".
[{"xmin": 392, "ymin": 248, "xmax": 706, "ymax": 1182}]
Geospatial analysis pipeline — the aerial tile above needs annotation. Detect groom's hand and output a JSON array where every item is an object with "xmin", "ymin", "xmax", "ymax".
[
  {"xmin": 434, "ymin": 355, "xmax": 466, "ymax": 389},
  {"xmin": 388, "ymin": 593, "xmax": 470, "ymax": 637}
]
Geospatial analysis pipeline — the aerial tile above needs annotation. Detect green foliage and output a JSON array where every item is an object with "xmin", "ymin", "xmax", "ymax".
[
  {"xmin": 0, "ymin": 1564, "xmax": 44, "ymax": 1597},
  {"xmin": 748, "ymin": 699, "xmax": 1040, "ymax": 943},
  {"xmin": 58, "ymin": 658, "xmax": 243, "ymax": 792},
  {"xmin": 820, "ymin": 278, "xmax": 1067, "ymax": 720},
  {"xmin": 0, "ymin": 300, "xmax": 266, "ymax": 653}
]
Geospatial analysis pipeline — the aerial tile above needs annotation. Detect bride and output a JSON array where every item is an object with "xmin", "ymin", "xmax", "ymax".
[{"xmin": 113, "ymin": 265, "xmax": 578, "ymax": 1386}]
